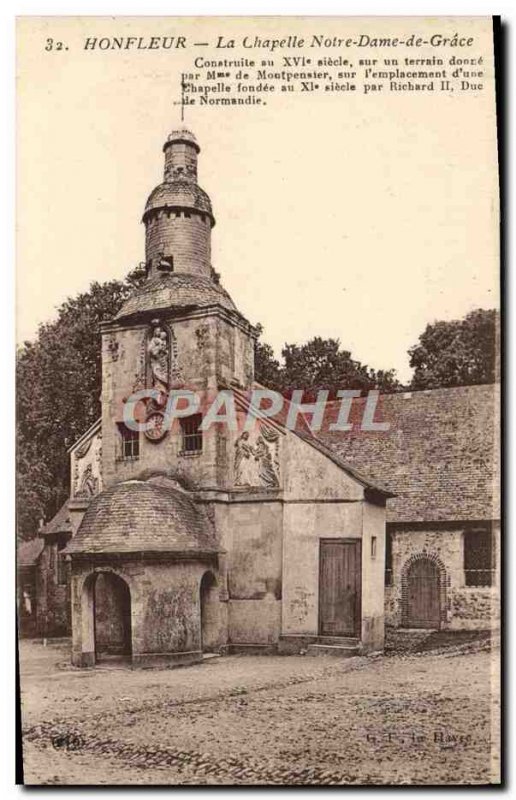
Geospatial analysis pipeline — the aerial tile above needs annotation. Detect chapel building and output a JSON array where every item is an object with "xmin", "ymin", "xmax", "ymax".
[
  {"xmin": 59, "ymin": 128, "xmax": 389, "ymax": 666},
  {"xmin": 19, "ymin": 127, "xmax": 500, "ymax": 657}
]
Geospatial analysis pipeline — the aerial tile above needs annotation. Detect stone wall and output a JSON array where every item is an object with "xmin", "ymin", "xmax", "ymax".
[
  {"xmin": 101, "ymin": 311, "xmax": 254, "ymax": 491},
  {"xmin": 213, "ymin": 497, "xmax": 283, "ymax": 648},
  {"xmin": 361, "ymin": 502, "xmax": 386, "ymax": 652},
  {"xmin": 70, "ymin": 559, "xmax": 224, "ymax": 667},
  {"xmin": 36, "ymin": 542, "xmax": 70, "ymax": 637},
  {"xmin": 145, "ymin": 210, "xmax": 211, "ymax": 275},
  {"xmin": 282, "ymin": 503, "xmax": 363, "ymax": 636},
  {"xmin": 281, "ymin": 431, "xmax": 387, "ymax": 648},
  {"xmin": 387, "ymin": 523, "xmax": 500, "ymax": 630}
]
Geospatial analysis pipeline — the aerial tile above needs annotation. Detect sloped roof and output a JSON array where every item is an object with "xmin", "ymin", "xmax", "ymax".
[
  {"xmin": 42, "ymin": 500, "xmax": 72, "ymax": 536},
  {"xmin": 143, "ymin": 181, "xmax": 214, "ymax": 224},
  {"xmin": 318, "ymin": 384, "xmax": 500, "ymax": 523},
  {"xmin": 114, "ymin": 272, "xmax": 238, "ymax": 322},
  {"xmin": 65, "ymin": 477, "xmax": 220, "ymax": 556},
  {"xmin": 18, "ymin": 537, "xmax": 44, "ymax": 567},
  {"xmin": 68, "ymin": 417, "xmax": 101, "ymax": 455}
]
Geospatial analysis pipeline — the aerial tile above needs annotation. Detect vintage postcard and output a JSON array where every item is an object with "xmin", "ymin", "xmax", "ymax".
[{"xmin": 16, "ymin": 16, "xmax": 501, "ymax": 786}]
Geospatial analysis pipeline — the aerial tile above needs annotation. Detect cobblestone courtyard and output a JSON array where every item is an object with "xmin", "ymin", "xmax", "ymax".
[{"xmin": 20, "ymin": 637, "xmax": 500, "ymax": 786}]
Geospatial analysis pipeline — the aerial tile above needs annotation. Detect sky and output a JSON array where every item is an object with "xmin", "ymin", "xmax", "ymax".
[{"xmin": 16, "ymin": 16, "xmax": 499, "ymax": 383}]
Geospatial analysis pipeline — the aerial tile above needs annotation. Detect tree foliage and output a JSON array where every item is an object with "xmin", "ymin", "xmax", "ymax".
[
  {"xmin": 16, "ymin": 270, "xmax": 145, "ymax": 541},
  {"xmin": 255, "ymin": 332, "xmax": 401, "ymax": 398},
  {"xmin": 409, "ymin": 308, "xmax": 499, "ymax": 390}
]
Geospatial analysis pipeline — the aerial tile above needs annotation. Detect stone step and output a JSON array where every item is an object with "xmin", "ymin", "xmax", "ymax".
[
  {"xmin": 306, "ymin": 643, "xmax": 360, "ymax": 657},
  {"xmin": 317, "ymin": 636, "xmax": 360, "ymax": 646}
]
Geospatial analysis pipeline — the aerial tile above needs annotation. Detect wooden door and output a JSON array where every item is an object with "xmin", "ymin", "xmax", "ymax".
[
  {"xmin": 406, "ymin": 559, "xmax": 440, "ymax": 628},
  {"xmin": 319, "ymin": 539, "xmax": 361, "ymax": 637}
]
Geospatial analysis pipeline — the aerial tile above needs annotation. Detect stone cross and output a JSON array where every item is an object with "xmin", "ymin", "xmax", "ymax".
[{"xmin": 173, "ymin": 76, "xmax": 187, "ymax": 123}]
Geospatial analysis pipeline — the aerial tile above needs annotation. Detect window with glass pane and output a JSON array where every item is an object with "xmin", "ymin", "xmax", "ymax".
[
  {"xmin": 118, "ymin": 423, "xmax": 139, "ymax": 459},
  {"xmin": 464, "ymin": 528, "xmax": 494, "ymax": 586},
  {"xmin": 180, "ymin": 414, "xmax": 203, "ymax": 453}
]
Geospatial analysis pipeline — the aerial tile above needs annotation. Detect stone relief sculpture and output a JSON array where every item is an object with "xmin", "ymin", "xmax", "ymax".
[
  {"xmin": 234, "ymin": 432, "xmax": 257, "ymax": 486},
  {"xmin": 148, "ymin": 323, "xmax": 170, "ymax": 393},
  {"xmin": 74, "ymin": 438, "xmax": 92, "ymax": 460},
  {"xmin": 255, "ymin": 435, "xmax": 279, "ymax": 488},
  {"xmin": 73, "ymin": 432, "xmax": 102, "ymax": 497},
  {"xmin": 73, "ymin": 460, "xmax": 80, "ymax": 495},
  {"xmin": 146, "ymin": 321, "xmax": 182, "ymax": 396},
  {"xmin": 76, "ymin": 463, "xmax": 99, "ymax": 498},
  {"xmin": 234, "ymin": 426, "xmax": 280, "ymax": 488}
]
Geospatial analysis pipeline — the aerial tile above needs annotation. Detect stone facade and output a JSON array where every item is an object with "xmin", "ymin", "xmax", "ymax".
[
  {"xmin": 319, "ymin": 387, "xmax": 500, "ymax": 632},
  {"xmin": 145, "ymin": 211, "xmax": 212, "ymax": 276},
  {"xmin": 35, "ymin": 539, "xmax": 71, "ymax": 637},
  {"xmin": 100, "ymin": 312, "xmax": 255, "ymax": 492},
  {"xmin": 386, "ymin": 523, "xmax": 500, "ymax": 631},
  {"xmin": 70, "ymin": 559, "xmax": 222, "ymax": 668},
  {"xmin": 59, "ymin": 128, "xmax": 391, "ymax": 667}
]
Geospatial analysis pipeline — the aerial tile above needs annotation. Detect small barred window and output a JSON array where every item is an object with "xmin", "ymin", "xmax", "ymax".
[
  {"xmin": 118, "ymin": 423, "xmax": 140, "ymax": 460},
  {"xmin": 464, "ymin": 528, "xmax": 495, "ymax": 587},
  {"xmin": 180, "ymin": 414, "xmax": 203, "ymax": 454}
]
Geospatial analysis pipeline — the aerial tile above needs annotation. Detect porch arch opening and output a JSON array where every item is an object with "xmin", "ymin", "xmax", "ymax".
[
  {"xmin": 200, "ymin": 570, "xmax": 219, "ymax": 653},
  {"xmin": 82, "ymin": 571, "xmax": 132, "ymax": 663}
]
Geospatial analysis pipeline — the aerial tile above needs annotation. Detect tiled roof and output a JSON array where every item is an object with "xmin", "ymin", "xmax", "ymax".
[
  {"xmin": 42, "ymin": 500, "xmax": 72, "ymax": 536},
  {"xmin": 18, "ymin": 537, "xmax": 44, "ymax": 567},
  {"xmin": 114, "ymin": 272, "xmax": 238, "ymax": 322},
  {"xmin": 318, "ymin": 384, "xmax": 500, "ymax": 523},
  {"xmin": 143, "ymin": 181, "xmax": 213, "ymax": 222},
  {"xmin": 65, "ymin": 477, "xmax": 220, "ymax": 556}
]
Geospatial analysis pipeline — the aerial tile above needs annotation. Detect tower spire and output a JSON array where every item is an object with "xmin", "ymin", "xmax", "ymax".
[
  {"xmin": 173, "ymin": 76, "xmax": 187, "ymax": 123},
  {"xmin": 142, "ymin": 128, "xmax": 215, "ymax": 279}
]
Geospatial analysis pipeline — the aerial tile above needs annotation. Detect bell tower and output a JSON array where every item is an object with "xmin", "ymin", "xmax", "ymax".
[
  {"xmin": 101, "ymin": 125, "xmax": 257, "ymax": 490},
  {"xmin": 142, "ymin": 128, "xmax": 215, "ymax": 279}
]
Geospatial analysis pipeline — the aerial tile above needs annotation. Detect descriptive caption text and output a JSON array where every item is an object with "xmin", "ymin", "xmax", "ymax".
[{"xmin": 44, "ymin": 32, "xmax": 488, "ymax": 106}]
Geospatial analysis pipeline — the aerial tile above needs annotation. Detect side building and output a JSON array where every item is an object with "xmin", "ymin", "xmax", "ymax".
[{"xmin": 319, "ymin": 383, "xmax": 501, "ymax": 631}]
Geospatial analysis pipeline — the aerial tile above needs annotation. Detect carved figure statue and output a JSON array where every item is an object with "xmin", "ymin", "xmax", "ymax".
[
  {"xmin": 148, "ymin": 325, "xmax": 169, "ymax": 392},
  {"xmin": 234, "ymin": 430, "xmax": 280, "ymax": 488},
  {"xmin": 77, "ymin": 463, "xmax": 98, "ymax": 498},
  {"xmin": 234, "ymin": 432, "xmax": 257, "ymax": 486},
  {"xmin": 255, "ymin": 435, "xmax": 279, "ymax": 487}
]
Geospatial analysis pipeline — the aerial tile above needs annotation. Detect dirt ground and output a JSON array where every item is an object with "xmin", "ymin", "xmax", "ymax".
[{"xmin": 19, "ymin": 636, "xmax": 500, "ymax": 786}]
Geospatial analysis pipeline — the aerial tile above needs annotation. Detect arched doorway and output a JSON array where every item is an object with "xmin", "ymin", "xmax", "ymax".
[
  {"xmin": 94, "ymin": 573, "xmax": 132, "ymax": 659},
  {"xmin": 200, "ymin": 571, "xmax": 219, "ymax": 652},
  {"xmin": 81, "ymin": 572, "xmax": 132, "ymax": 663},
  {"xmin": 405, "ymin": 557, "xmax": 441, "ymax": 629}
]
